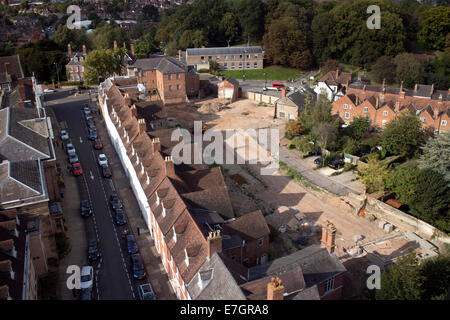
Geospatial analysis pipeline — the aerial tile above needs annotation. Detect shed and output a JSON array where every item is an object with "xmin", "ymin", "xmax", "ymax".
[{"xmin": 218, "ymin": 78, "xmax": 239, "ymax": 102}]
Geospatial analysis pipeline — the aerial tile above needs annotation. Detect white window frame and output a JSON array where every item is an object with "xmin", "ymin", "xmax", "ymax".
[
  {"xmin": 325, "ymin": 277, "xmax": 335, "ymax": 292},
  {"xmin": 441, "ymin": 120, "xmax": 447, "ymax": 126},
  {"xmin": 363, "ymin": 107, "xmax": 368, "ymax": 113},
  {"xmin": 383, "ymin": 110, "xmax": 388, "ymax": 117},
  {"xmin": 345, "ymin": 112, "xmax": 350, "ymax": 119}
]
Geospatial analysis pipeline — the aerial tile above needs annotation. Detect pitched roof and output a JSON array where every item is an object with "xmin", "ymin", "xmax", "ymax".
[
  {"xmin": 223, "ymin": 210, "xmax": 270, "ymax": 241},
  {"xmin": 129, "ymin": 56, "xmax": 186, "ymax": 74},
  {"xmin": 0, "ymin": 160, "xmax": 43, "ymax": 203},
  {"xmin": 319, "ymin": 69, "xmax": 352, "ymax": 87},
  {"xmin": 186, "ymin": 252, "xmax": 246, "ymax": 300},
  {"xmin": 0, "ymin": 55, "xmax": 24, "ymax": 82},
  {"xmin": 187, "ymin": 46, "xmax": 263, "ymax": 56}
]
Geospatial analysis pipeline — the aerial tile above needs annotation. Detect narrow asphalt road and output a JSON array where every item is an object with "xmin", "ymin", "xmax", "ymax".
[{"xmin": 50, "ymin": 91, "xmax": 144, "ymax": 300}]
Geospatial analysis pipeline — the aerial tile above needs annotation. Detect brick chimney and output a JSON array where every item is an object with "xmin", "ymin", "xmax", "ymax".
[
  {"xmin": 375, "ymin": 96, "xmax": 379, "ymax": 108},
  {"xmin": 395, "ymin": 101, "xmax": 400, "ymax": 113},
  {"xmin": 207, "ymin": 230, "xmax": 222, "ymax": 259},
  {"xmin": 152, "ymin": 138, "xmax": 161, "ymax": 154},
  {"xmin": 400, "ymin": 80, "xmax": 403, "ymax": 93},
  {"xmin": 67, "ymin": 43, "xmax": 72, "ymax": 56},
  {"xmin": 113, "ymin": 40, "xmax": 117, "ymax": 49},
  {"xmin": 335, "ymin": 68, "xmax": 339, "ymax": 78},
  {"xmin": 138, "ymin": 118, "xmax": 146, "ymax": 133},
  {"xmin": 358, "ymin": 72, "xmax": 364, "ymax": 81},
  {"xmin": 130, "ymin": 104, "xmax": 137, "ymax": 118},
  {"xmin": 414, "ymin": 83, "xmax": 418, "ymax": 92},
  {"xmin": 164, "ymin": 156, "xmax": 175, "ymax": 177},
  {"xmin": 363, "ymin": 85, "xmax": 366, "ymax": 92},
  {"xmin": 130, "ymin": 43, "xmax": 135, "ymax": 56},
  {"xmin": 430, "ymin": 84, "xmax": 434, "ymax": 96},
  {"xmin": 178, "ymin": 50, "xmax": 182, "ymax": 61},
  {"xmin": 281, "ymin": 88, "xmax": 286, "ymax": 98},
  {"xmin": 123, "ymin": 42, "xmax": 126, "ymax": 49},
  {"xmin": 82, "ymin": 44, "xmax": 86, "ymax": 56},
  {"xmin": 321, "ymin": 220, "xmax": 336, "ymax": 254},
  {"xmin": 267, "ymin": 277, "xmax": 284, "ymax": 300},
  {"xmin": 382, "ymin": 78, "xmax": 386, "ymax": 92}
]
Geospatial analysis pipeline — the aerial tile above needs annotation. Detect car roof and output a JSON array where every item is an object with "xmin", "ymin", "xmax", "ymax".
[
  {"xmin": 81, "ymin": 200, "xmax": 89, "ymax": 204},
  {"xmin": 81, "ymin": 266, "xmax": 93, "ymax": 275},
  {"xmin": 88, "ymin": 240, "xmax": 97, "ymax": 245},
  {"xmin": 126, "ymin": 234, "xmax": 135, "ymax": 241}
]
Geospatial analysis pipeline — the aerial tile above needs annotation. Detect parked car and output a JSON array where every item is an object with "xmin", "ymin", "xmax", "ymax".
[
  {"xmin": 85, "ymin": 114, "xmax": 93, "ymax": 122},
  {"xmin": 138, "ymin": 283, "xmax": 156, "ymax": 300},
  {"xmin": 93, "ymin": 138, "xmax": 103, "ymax": 150},
  {"xmin": 67, "ymin": 143, "xmax": 76, "ymax": 156},
  {"xmin": 72, "ymin": 162, "xmax": 83, "ymax": 176},
  {"xmin": 110, "ymin": 193, "xmax": 123, "ymax": 210},
  {"xmin": 83, "ymin": 106, "xmax": 91, "ymax": 115},
  {"xmin": 80, "ymin": 287, "xmax": 92, "ymax": 300},
  {"xmin": 80, "ymin": 266, "xmax": 94, "ymax": 290},
  {"xmin": 314, "ymin": 157, "xmax": 322, "ymax": 165},
  {"xmin": 102, "ymin": 165, "xmax": 112, "ymax": 178},
  {"xmin": 89, "ymin": 129, "xmax": 98, "ymax": 140},
  {"xmin": 130, "ymin": 253, "xmax": 146, "ymax": 279},
  {"xmin": 272, "ymin": 82, "xmax": 285, "ymax": 90},
  {"xmin": 88, "ymin": 240, "xmax": 100, "ymax": 261},
  {"xmin": 98, "ymin": 154, "xmax": 108, "ymax": 166},
  {"xmin": 328, "ymin": 159, "xmax": 345, "ymax": 170},
  {"xmin": 60, "ymin": 130, "xmax": 69, "ymax": 140},
  {"xmin": 126, "ymin": 235, "xmax": 138, "ymax": 254},
  {"xmin": 69, "ymin": 153, "xmax": 79, "ymax": 164},
  {"xmin": 44, "ymin": 88, "xmax": 55, "ymax": 93},
  {"xmin": 86, "ymin": 118, "xmax": 95, "ymax": 129},
  {"xmin": 114, "ymin": 208, "xmax": 127, "ymax": 226},
  {"xmin": 80, "ymin": 200, "xmax": 92, "ymax": 217}
]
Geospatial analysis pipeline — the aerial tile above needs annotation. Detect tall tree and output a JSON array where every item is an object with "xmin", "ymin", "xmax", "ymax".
[
  {"xmin": 235, "ymin": 0, "xmax": 265, "ymax": 42},
  {"xmin": 312, "ymin": 122, "xmax": 338, "ymax": 164},
  {"xmin": 83, "ymin": 48, "xmax": 126, "ymax": 85},
  {"xmin": 418, "ymin": 6, "xmax": 450, "ymax": 51},
  {"xmin": 395, "ymin": 53, "xmax": 424, "ymax": 88},
  {"xmin": 358, "ymin": 153, "xmax": 390, "ymax": 193},
  {"xmin": 371, "ymin": 56, "xmax": 397, "ymax": 84},
  {"xmin": 90, "ymin": 24, "xmax": 130, "ymax": 50},
  {"xmin": 375, "ymin": 253, "xmax": 424, "ymax": 300},
  {"xmin": 418, "ymin": 131, "xmax": 450, "ymax": 186},
  {"xmin": 380, "ymin": 112, "xmax": 426, "ymax": 158}
]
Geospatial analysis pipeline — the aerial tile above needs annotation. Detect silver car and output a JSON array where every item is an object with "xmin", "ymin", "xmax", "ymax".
[
  {"xmin": 69, "ymin": 153, "xmax": 79, "ymax": 164},
  {"xmin": 60, "ymin": 130, "xmax": 69, "ymax": 140},
  {"xmin": 67, "ymin": 143, "xmax": 76, "ymax": 157}
]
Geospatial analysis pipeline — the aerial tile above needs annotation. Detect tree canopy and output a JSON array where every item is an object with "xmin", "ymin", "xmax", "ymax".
[
  {"xmin": 418, "ymin": 131, "xmax": 450, "ymax": 186},
  {"xmin": 83, "ymin": 48, "xmax": 126, "ymax": 85}
]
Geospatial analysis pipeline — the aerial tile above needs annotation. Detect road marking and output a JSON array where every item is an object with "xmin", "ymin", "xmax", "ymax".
[
  {"xmin": 90, "ymin": 171, "xmax": 94, "ymax": 180},
  {"xmin": 80, "ymin": 137, "xmax": 83, "ymax": 143}
]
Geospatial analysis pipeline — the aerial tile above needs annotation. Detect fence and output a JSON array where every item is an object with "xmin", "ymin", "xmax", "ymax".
[{"xmin": 242, "ymin": 90, "xmax": 279, "ymax": 105}]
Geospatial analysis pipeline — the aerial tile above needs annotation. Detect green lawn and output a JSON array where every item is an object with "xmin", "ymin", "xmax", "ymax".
[{"xmin": 218, "ymin": 65, "xmax": 303, "ymax": 81}]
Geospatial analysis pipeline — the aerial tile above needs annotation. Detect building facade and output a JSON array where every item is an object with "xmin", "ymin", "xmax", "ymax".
[
  {"xmin": 185, "ymin": 46, "xmax": 264, "ymax": 71},
  {"xmin": 65, "ymin": 44, "xmax": 87, "ymax": 83}
]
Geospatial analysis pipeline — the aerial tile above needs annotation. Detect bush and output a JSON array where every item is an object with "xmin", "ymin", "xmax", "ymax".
[{"xmin": 198, "ymin": 69, "xmax": 210, "ymax": 73}]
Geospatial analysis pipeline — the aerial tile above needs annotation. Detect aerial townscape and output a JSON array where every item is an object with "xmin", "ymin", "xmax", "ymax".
[{"xmin": 0, "ymin": 0, "xmax": 449, "ymax": 308}]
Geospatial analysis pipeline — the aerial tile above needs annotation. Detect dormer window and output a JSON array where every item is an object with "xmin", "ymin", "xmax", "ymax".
[{"xmin": 184, "ymin": 248, "xmax": 189, "ymax": 267}]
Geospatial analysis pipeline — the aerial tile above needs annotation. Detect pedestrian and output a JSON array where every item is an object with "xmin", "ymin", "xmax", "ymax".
[{"xmin": 55, "ymin": 139, "xmax": 59, "ymax": 147}]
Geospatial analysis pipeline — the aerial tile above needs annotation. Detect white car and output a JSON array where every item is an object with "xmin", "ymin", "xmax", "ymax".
[
  {"xmin": 138, "ymin": 283, "xmax": 156, "ymax": 300},
  {"xmin": 98, "ymin": 154, "xmax": 108, "ymax": 166},
  {"xmin": 67, "ymin": 143, "xmax": 76, "ymax": 156},
  {"xmin": 44, "ymin": 88, "xmax": 55, "ymax": 93},
  {"xmin": 80, "ymin": 266, "xmax": 94, "ymax": 290},
  {"xmin": 60, "ymin": 130, "xmax": 69, "ymax": 140}
]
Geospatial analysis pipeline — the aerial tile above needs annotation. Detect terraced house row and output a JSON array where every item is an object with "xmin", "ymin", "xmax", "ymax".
[
  {"xmin": 98, "ymin": 76, "xmax": 347, "ymax": 301},
  {"xmin": 332, "ymin": 81, "xmax": 450, "ymax": 134}
]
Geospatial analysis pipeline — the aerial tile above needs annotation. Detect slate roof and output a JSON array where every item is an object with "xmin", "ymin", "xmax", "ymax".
[
  {"xmin": 247, "ymin": 245, "xmax": 346, "ymax": 289},
  {"xmin": 319, "ymin": 69, "xmax": 352, "ymax": 87},
  {"xmin": 223, "ymin": 210, "xmax": 270, "ymax": 241},
  {"xmin": 9, "ymin": 160, "xmax": 42, "ymax": 194},
  {"xmin": 0, "ymin": 160, "xmax": 43, "ymax": 203},
  {"xmin": 129, "ymin": 56, "xmax": 186, "ymax": 74},
  {"xmin": 276, "ymin": 87, "xmax": 316, "ymax": 111},
  {"xmin": 187, "ymin": 46, "xmax": 263, "ymax": 56},
  {"xmin": 186, "ymin": 252, "xmax": 246, "ymax": 300}
]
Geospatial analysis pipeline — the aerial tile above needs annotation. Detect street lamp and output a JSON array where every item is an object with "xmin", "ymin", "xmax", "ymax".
[
  {"xmin": 243, "ymin": 49, "xmax": 248, "ymax": 82},
  {"xmin": 53, "ymin": 62, "xmax": 60, "ymax": 87}
]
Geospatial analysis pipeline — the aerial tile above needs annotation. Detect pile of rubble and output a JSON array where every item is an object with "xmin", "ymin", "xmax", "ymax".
[{"xmin": 197, "ymin": 101, "xmax": 227, "ymax": 114}]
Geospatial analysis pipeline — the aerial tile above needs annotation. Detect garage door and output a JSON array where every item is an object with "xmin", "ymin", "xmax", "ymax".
[{"xmin": 224, "ymin": 89, "xmax": 233, "ymax": 99}]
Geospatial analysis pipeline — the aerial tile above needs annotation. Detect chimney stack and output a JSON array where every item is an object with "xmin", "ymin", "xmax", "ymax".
[
  {"xmin": 67, "ymin": 43, "xmax": 72, "ymax": 56},
  {"xmin": 335, "ymin": 68, "xmax": 339, "ymax": 78},
  {"xmin": 123, "ymin": 42, "xmax": 126, "ymax": 49},
  {"xmin": 82, "ymin": 44, "xmax": 86, "ymax": 56},
  {"xmin": 164, "ymin": 156, "xmax": 175, "ymax": 177},
  {"xmin": 130, "ymin": 104, "xmax": 137, "ymax": 118},
  {"xmin": 430, "ymin": 84, "xmax": 434, "ymax": 96},
  {"xmin": 400, "ymin": 80, "xmax": 403, "ymax": 93},
  {"xmin": 130, "ymin": 43, "xmax": 135, "ymax": 56},
  {"xmin": 267, "ymin": 277, "xmax": 284, "ymax": 300},
  {"xmin": 321, "ymin": 220, "xmax": 336, "ymax": 254},
  {"xmin": 363, "ymin": 85, "xmax": 366, "ymax": 92},
  {"xmin": 281, "ymin": 88, "xmax": 286, "ymax": 98},
  {"xmin": 382, "ymin": 78, "xmax": 386, "ymax": 92},
  {"xmin": 395, "ymin": 101, "xmax": 400, "ymax": 113},
  {"xmin": 178, "ymin": 50, "xmax": 182, "ymax": 61},
  {"xmin": 138, "ymin": 118, "xmax": 146, "ymax": 133},
  {"xmin": 152, "ymin": 138, "xmax": 161, "ymax": 154},
  {"xmin": 414, "ymin": 84, "xmax": 418, "ymax": 92},
  {"xmin": 375, "ymin": 96, "xmax": 379, "ymax": 108},
  {"xmin": 207, "ymin": 230, "xmax": 222, "ymax": 259},
  {"xmin": 113, "ymin": 40, "xmax": 117, "ymax": 49}
]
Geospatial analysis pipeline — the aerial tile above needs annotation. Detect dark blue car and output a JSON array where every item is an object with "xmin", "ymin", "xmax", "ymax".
[
  {"xmin": 126, "ymin": 235, "xmax": 138, "ymax": 254},
  {"xmin": 115, "ymin": 208, "xmax": 126, "ymax": 226},
  {"xmin": 89, "ymin": 129, "xmax": 98, "ymax": 140},
  {"xmin": 130, "ymin": 253, "xmax": 146, "ymax": 279}
]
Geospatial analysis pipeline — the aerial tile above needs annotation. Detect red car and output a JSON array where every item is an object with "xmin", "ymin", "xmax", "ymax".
[
  {"xmin": 102, "ymin": 165, "xmax": 112, "ymax": 178},
  {"xmin": 93, "ymin": 138, "xmax": 103, "ymax": 150},
  {"xmin": 72, "ymin": 162, "xmax": 83, "ymax": 176}
]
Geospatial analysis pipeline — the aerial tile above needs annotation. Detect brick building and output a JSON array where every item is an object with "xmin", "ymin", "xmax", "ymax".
[
  {"xmin": 274, "ymin": 86, "xmax": 316, "ymax": 120},
  {"xmin": 65, "ymin": 43, "xmax": 87, "ymax": 83},
  {"xmin": 127, "ymin": 55, "xmax": 199, "ymax": 105},
  {"xmin": 314, "ymin": 69, "xmax": 353, "ymax": 101},
  {"xmin": 185, "ymin": 46, "xmax": 264, "ymax": 71},
  {"xmin": 218, "ymin": 77, "xmax": 239, "ymax": 102},
  {"xmin": 332, "ymin": 81, "xmax": 450, "ymax": 134},
  {"xmin": 98, "ymin": 77, "xmax": 347, "ymax": 300}
]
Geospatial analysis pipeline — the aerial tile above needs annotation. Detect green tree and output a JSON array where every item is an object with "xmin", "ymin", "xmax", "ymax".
[
  {"xmin": 141, "ymin": 4, "xmax": 159, "ymax": 21},
  {"xmin": 420, "ymin": 255, "xmax": 450, "ymax": 300},
  {"xmin": 418, "ymin": 6, "xmax": 450, "ymax": 51},
  {"xmin": 371, "ymin": 56, "xmax": 397, "ymax": 84},
  {"xmin": 91, "ymin": 24, "xmax": 130, "ymax": 50},
  {"xmin": 418, "ymin": 131, "xmax": 450, "ymax": 186},
  {"xmin": 134, "ymin": 41, "xmax": 152, "ymax": 59},
  {"xmin": 312, "ymin": 122, "xmax": 338, "ymax": 165},
  {"xmin": 384, "ymin": 163, "xmax": 420, "ymax": 204},
  {"xmin": 394, "ymin": 53, "xmax": 424, "ymax": 88},
  {"xmin": 52, "ymin": 24, "xmax": 91, "ymax": 51},
  {"xmin": 235, "ymin": 0, "xmax": 265, "ymax": 42},
  {"xmin": 83, "ymin": 48, "xmax": 126, "ymax": 85},
  {"xmin": 343, "ymin": 138, "xmax": 361, "ymax": 155},
  {"xmin": 375, "ymin": 253, "xmax": 424, "ymax": 300},
  {"xmin": 220, "ymin": 12, "xmax": 239, "ymax": 44},
  {"xmin": 380, "ymin": 112, "xmax": 426, "ymax": 158},
  {"xmin": 178, "ymin": 29, "xmax": 208, "ymax": 50},
  {"xmin": 358, "ymin": 154, "xmax": 389, "ymax": 193},
  {"xmin": 408, "ymin": 168, "xmax": 450, "ymax": 225},
  {"xmin": 348, "ymin": 116, "xmax": 370, "ymax": 140},
  {"xmin": 285, "ymin": 119, "xmax": 304, "ymax": 138}
]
